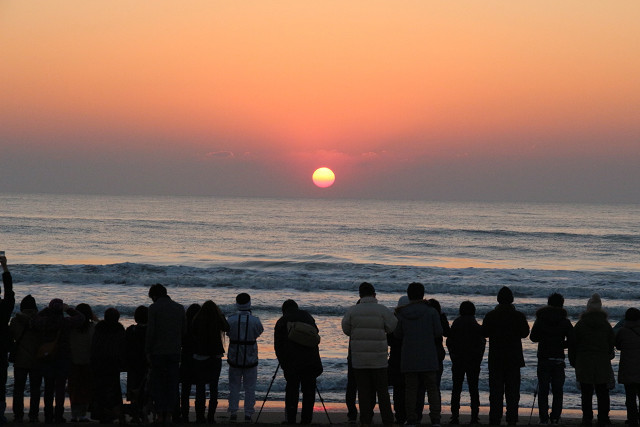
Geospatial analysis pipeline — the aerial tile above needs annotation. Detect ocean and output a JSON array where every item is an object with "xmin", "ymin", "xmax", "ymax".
[{"xmin": 1, "ymin": 193, "xmax": 639, "ymax": 411}]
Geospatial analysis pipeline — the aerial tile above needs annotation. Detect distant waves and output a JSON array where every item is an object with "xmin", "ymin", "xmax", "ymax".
[{"xmin": 13, "ymin": 261, "xmax": 640, "ymax": 319}]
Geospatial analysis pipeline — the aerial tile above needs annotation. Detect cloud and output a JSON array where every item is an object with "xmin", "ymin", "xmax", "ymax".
[{"xmin": 204, "ymin": 151, "xmax": 235, "ymax": 159}]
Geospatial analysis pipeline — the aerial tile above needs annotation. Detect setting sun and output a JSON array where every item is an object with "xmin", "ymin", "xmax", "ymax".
[{"xmin": 312, "ymin": 167, "xmax": 335, "ymax": 188}]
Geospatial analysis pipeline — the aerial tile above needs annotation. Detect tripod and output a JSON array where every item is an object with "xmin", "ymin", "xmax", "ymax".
[
  {"xmin": 255, "ymin": 363, "xmax": 332, "ymax": 424},
  {"xmin": 528, "ymin": 380, "xmax": 539, "ymax": 425}
]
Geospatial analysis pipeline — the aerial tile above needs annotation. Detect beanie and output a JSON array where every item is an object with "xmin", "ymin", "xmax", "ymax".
[
  {"xmin": 397, "ymin": 295, "xmax": 410, "ymax": 308},
  {"xmin": 20, "ymin": 295, "xmax": 37, "ymax": 311},
  {"xmin": 236, "ymin": 293, "xmax": 251, "ymax": 311},
  {"xmin": 586, "ymin": 293, "xmax": 602, "ymax": 312},
  {"xmin": 497, "ymin": 286, "xmax": 514, "ymax": 305}
]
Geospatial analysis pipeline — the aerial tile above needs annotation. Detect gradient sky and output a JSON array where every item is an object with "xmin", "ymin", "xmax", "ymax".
[{"xmin": 2, "ymin": 1, "xmax": 639, "ymax": 202}]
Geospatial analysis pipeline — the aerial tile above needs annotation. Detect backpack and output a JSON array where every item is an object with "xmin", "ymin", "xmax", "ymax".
[
  {"xmin": 287, "ymin": 321, "xmax": 320, "ymax": 348},
  {"xmin": 36, "ymin": 331, "xmax": 61, "ymax": 361}
]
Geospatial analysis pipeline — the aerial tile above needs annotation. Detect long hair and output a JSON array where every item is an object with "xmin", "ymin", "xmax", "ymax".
[
  {"xmin": 193, "ymin": 300, "xmax": 226, "ymax": 348},
  {"xmin": 76, "ymin": 303, "xmax": 94, "ymax": 332}
]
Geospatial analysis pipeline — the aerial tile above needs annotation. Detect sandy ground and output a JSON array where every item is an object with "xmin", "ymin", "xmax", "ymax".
[{"xmin": 4, "ymin": 400, "xmax": 630, "ymax": 426}]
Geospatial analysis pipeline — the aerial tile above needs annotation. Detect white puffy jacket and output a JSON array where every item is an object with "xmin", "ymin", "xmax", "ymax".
[{"xmin": 342, "ymin": 296, "xmax": 397, "ymax": 369}]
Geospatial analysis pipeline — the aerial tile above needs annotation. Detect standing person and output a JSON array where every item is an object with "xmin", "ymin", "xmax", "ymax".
[
  {"xmin": 124, "ymin": 306, "xmax": 148, "ymax": 424},
  {"xmin": 33, "ymin": 299, "xmax": 85, "ymax": 424},
  {"xmin": 10, "ymin": 295, "xmax": 42, "ymax": 424},
  {"xmin": 91, "ymin": 308, "xmax": 126, "ymax": 423},
  {"xmin": 191, "ymin": 300, "xmax": 229, "ymax": 424},
  {"xmin": 388, "ymin": 296, "xmax": 409, "ymax": 425},
  {"xmin": 68, "ymin": 303, "xmax": 96, "ymax": 422},
  {"xmin": 482, "ymin": 286, "xmax": 530, "ymax": 426},
  {"xmin": 342, "ymin": 282, "xmax": 397, "ymax": 427},
  {"xmin": 0, "ymin": 254, "xmax": 15, "ymax": 425},
  {"xmin": 178, "ymin": 303, "xmax": 201, "ymax": 423},
  {"xmin": 274, "ymin": 299, "xmax": 323, "ymax": 425},
  {"xmin": 447, "ymin": 301, "xmax": 486, "ymax": 425},
  {"xmin": 530, "ymin": 293, "xmax": 574, "ymax": 425},
  {"xmin": 394, "ymin": 283, "xmax": 443, "ymax": 427},
  {"xmin": 146, "ymin": 284, "xmax": 186, "ymax": 424},
  {"xmin": 616, "ymin": 308, "xmax": 640, "ymax": 426},
  {"xmin": 346, "ymin": 340, "xmax": 358, "ymax": 424},
  {"xmin": 226, "ymin": 293, "xmax": 264, "ymax": 422},
  {"xmin": 427, "ymin": 298, "xmax": 450, "ymax": 390},
  {"xmin": 569, "ymin": 294, "xmax": 615, "ymax": 427},
  {"xmin": 390, "ymin": 295, "xmax": 427, "ymax": 425}
]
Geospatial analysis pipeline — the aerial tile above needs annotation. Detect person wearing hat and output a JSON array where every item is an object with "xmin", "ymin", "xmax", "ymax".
[
  {"xmin": 569, "ymin": 293, "xmax": 614, "ymax": 427},
  {"xmin": 226, "ymin": 293, "xmax": 264, "ymax": 422},
  {"xmin": 482, "ymin": 286, "xmax": 530, "ymax": 426},
  {"xmin": 274, "ymin": 299, "xmax": 323, "ymax": 425},
  {"xmin": 0, "ymin": 254, "xmax": 15, "ymax": 425},
  {"xmin": 9, "ymin": 294, "xmax": 41, "ymax": 423}
]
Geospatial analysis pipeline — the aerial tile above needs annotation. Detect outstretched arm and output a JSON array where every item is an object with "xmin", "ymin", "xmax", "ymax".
[{"xmin": 1, "ymin": 256, "xmax": 15, "ymax": 322}]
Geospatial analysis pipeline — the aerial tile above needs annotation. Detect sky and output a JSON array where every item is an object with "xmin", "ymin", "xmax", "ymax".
[{"xmin": 1, "ymin": 1, "xmax": 639, "ymax": 203}]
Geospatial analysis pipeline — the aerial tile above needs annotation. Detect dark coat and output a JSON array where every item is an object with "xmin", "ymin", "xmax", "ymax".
[
  {"xmin": 125, "ymin": 324, "xmax": 147, "ymax": 375},
  {"xmin": 394, "ymin": 301, "xmax": 443, "ymax": 373},
  {"xmin": 615, "ymin": 319, "xmax": 640, "ymax": 384},
  {"xmin": 146, "ymin": 296, "xmax": 186, "ymax": 357},
  {"xmin": 274, "ymin": 308, "xmax": 323, "ymax": 378},
  {"xmin": 91, "ymin": 320, "xmax": 126, "ymax": 418},
  {"xmin": 447, "ymin": 314, "xmax": 486, "ymax": 368},
  {"xmin": 530, "ymin": 305, "xmax": 574, "ymax": 360},
  {"xmin": 9, "ymin": 309, "xmax": 41, "ymax": 369},
  {"xmin": 387, "ymin": 332, "xmax": 403, "ymax": 386},
  {"xmin": 570, "ymin": 310, "xmax": 614, "ymax": 384},
  {"xmin": 482, "ymin": 303, "xmax": 530, "ymax": 368},
  {"xmin": 33, "ymin": 306, "xmax": 85, "ymax": 362},
  {"xmin": 91, "ymin": 320, "xmax": 126, "ymax": 374},
  {"xmin": 0, "ymin": 272, "xmax": 16, "ymax": 353},
  {"xmin": 192, "ymin": 313, "xmax": 229, "ymax": 358}
]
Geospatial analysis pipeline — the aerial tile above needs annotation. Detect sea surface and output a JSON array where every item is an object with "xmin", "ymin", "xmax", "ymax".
[{"xmin": 1, "ymin": 193, "xmax": 639, "ymax": 411}]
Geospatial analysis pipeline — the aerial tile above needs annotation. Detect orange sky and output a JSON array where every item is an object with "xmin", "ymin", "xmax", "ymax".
[{"xmin": 1, "ymin": 1, "xmax": 639, "ymax": 201}]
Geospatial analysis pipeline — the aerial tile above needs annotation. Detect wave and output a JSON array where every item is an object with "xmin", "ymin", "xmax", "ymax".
[{"xmin": 15, "ymin": 261, "xmax": 640, "ymax": 301}]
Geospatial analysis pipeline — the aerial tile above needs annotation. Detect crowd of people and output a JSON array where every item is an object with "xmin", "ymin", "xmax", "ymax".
[{"xmin": 0, "ymin": 254, "xmax": 639, "ymax": 427}]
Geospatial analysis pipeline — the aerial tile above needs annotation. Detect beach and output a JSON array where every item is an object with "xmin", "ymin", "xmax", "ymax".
[
  {"xmin": 1, "ymin": 194, "xmax": 639, "ymax": 412},
  {"xmin": 1, "ymin": 400, "xmax": 631, "ymax": 425}
]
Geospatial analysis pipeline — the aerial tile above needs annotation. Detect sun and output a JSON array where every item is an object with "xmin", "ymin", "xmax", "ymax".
[{"xmin": 312, "ymin": 167, "xmax": 335, "ymax": 188}]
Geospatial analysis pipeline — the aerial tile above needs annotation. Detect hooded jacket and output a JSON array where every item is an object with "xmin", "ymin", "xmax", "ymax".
[
  {"xmin": 394, "ymin": 300, "xmax": 443, "ymax": 373},
  {"xmin": 569, "ymin": 310, "xmax": 614, "ymax": 384},
  {"xmin": 9, "ymin": 309, "xmax": 40, "ymax": 369},
  {"xmin": 530, "ymin": 305, "xmax": 574, "ymax": 360},
  {"xmin": 342, "ymin": 296, "xmax": 397, "ymax": 369},
  {"xmin": 227, "ymin": 309, "xmax": 263, "ymax": 368},
  {"xmin": 482, "ymin": 303, "xmax": 530, "ymax": 368},
  {"xmin": 615, "ymin": 319, "xmax": 640, "ymax": 384}
]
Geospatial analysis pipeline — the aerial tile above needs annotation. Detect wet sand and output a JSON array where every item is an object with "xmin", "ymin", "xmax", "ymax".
[{"xmin": 6, "ymin": 401, "xmax": 628, "ymax": 426}]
